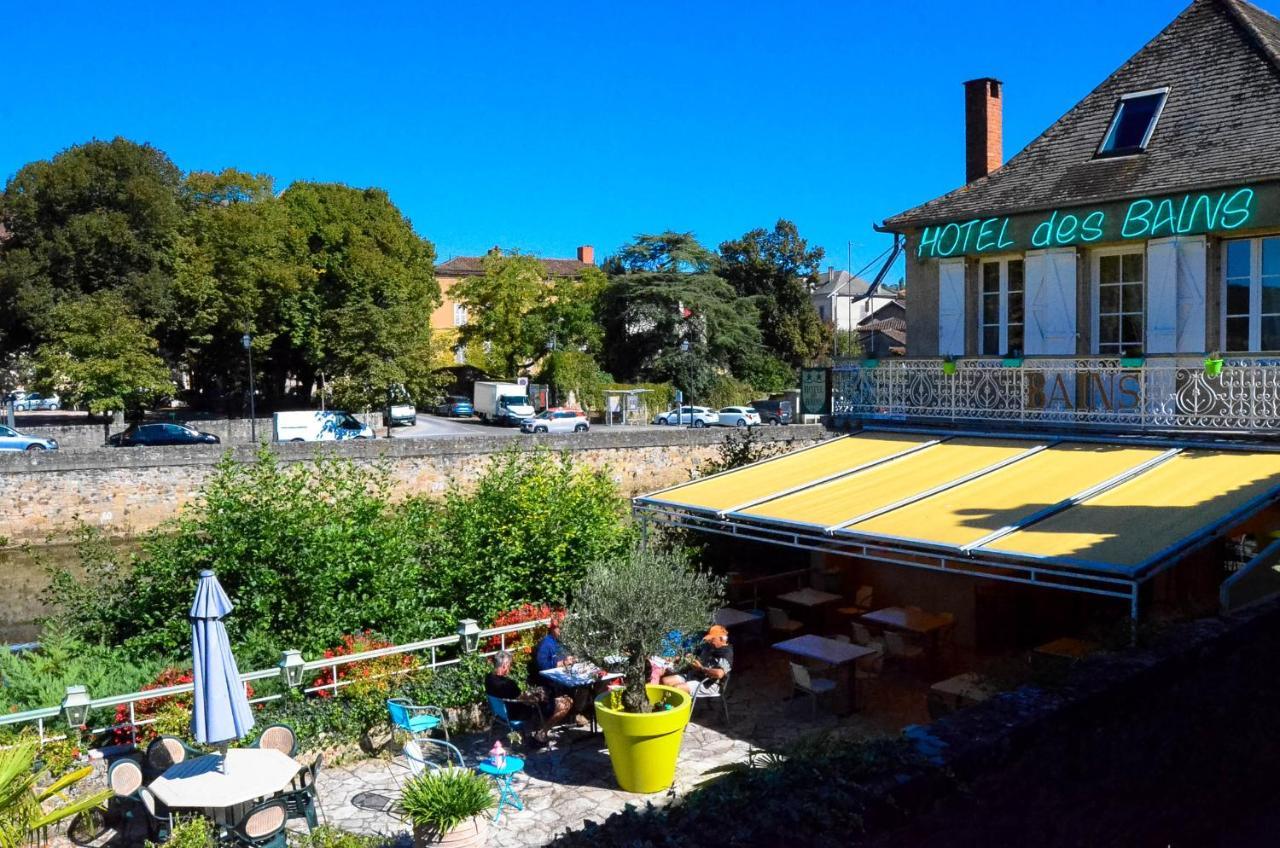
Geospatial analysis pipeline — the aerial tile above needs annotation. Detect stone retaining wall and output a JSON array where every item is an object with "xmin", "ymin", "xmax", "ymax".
[
  {"xmin": 0, "ymin": 425, "xmax": 829, "ymax": 544},
  {"xmin": 15, "ymin": 412, "xmax": 381, "ymax": 450}
]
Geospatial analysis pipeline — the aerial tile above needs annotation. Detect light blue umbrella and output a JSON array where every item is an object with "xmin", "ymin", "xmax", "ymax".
[{"xmin": 190, "ymin": 570, "xmax": 255, "ymax": 748}]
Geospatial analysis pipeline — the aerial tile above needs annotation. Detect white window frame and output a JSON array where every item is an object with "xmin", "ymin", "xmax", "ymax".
[
  {"xmin": 453, "ymin": 303, "xmax": 468, "ymax": 327},
  {"xmin": 977, "ymin": 256, "xmax": 1025, "ymax": 356},
  {"xmin": 1091, "ymin": 246, "xmax": 1147, "ymax": 356},
  {"xmin": 1221, "ymin": 235, "xmax": 1280, "ymax": 352},
  {"xmin": 1095, "ymin": 87, "xmax": 1169, "ymax": 158}
]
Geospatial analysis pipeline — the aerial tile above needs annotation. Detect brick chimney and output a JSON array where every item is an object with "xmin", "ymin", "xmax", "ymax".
[
  {"xmin": 964, "ymin": 77, "xmax": 1003, "ymax": 183},
  {"xmin": 576, "ymin": 245, "xmax": 595, "ymax": 265}
]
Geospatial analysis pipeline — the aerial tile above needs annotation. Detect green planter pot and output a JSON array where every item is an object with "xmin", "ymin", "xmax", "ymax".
[
  {"xmin": 594, "ymin": 684, "xmax": 691, "ymax": 793},
  {"xmin": 1205, "ymin": 357, "xmax": 1224, "ymax": 378},
  {"xmin": 861, "ymin": 359, "xmax": 880, "ymax": 370},
  {"xmin": 1119, "ymin": 357, "xmax": 1146, "ymax": 368},
  {"xmin": 1001, "ymin": 357, "xmax": 1024, "ymax": 368},
  {"xmin": 941, "ymin": 361, "xmax": 957, "ymax": 376}
]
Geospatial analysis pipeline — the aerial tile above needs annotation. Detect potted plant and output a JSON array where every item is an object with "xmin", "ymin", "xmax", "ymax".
[
  {"xmin": 941, "ymin": 355, "xmax": 957, "ymax": 376},
  {"xmin": 561, "ymin": 544, "xmax": 723, "ymax": 793},
  {"xmin": 1119, "ymin": 349, "xmax": 1146, "ymax": 369},
  {"xmin": 398, "ymin": 768, "xmax": 496, "ymax": 848},
  {"xmin": 1205, "ymin": 350, "xmax": 1225, "ymax": 378},
  {"xmin": 1001, "ymin": 347, "xmax": 1024, "ymax": 368}
]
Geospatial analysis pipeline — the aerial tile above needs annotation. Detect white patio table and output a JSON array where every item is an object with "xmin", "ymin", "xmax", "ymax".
[
  {"xmin": 149, "ymin": 748, "xmax": 300, "ymax": 826},
  {"xmin": 773, "ymin": 634, "xmax": 877, "ymax": 715}
]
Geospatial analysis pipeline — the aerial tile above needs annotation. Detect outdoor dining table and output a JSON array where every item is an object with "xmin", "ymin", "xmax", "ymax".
[
  {"xmin": 859, "ymin": 606, "xmax": 952, "ymax": 635},
  {"xmin": 773, "ymin": 634, "xmax": 878, "ymax": 715},
  {"xmin": 541, "ymin": 664, "xmax": 624, "ymax": 732},
  {"xmin": 929, "ymin": 672, "xmax": 998, "ymax": 712},
  {"xmin": 148, "ymin": 748, "xmax": 301, "ymax": 827},
  {"xmin": 776, "ymin": 588, "xmax": 843, "ymax": 608}
]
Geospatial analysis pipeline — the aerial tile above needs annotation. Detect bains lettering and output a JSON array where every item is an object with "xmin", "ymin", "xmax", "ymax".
[{"xmin": 917, "ymin": 185, "xmax": 1256, "ymax": 258}]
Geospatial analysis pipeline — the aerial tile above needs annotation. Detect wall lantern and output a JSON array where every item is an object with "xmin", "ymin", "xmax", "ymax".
[
  {"xmin": 61, "ymin": 685, "xmax": 91, "ymax": 728},
  {"xmin": 457, "ymin": 619, "xmax": 481, "ymax": 653},
  {"xmin": 278, "ymin": 650, "xmax": 306, "ymax": 688}
]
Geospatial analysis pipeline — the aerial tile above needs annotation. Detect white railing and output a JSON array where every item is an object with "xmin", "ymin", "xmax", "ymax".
[
  {"xmin": 832, "ymin": 355, "xmax": 1280, "ymax": 433},
  {"xmin": 0, "ymin": 618, "xmax": 549, "ymax": 748}
]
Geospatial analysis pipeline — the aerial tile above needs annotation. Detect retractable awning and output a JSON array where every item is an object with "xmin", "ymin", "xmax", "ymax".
[{"xmin": 634, "ymin": 428, "xmax": 1280, "ymax": 612}]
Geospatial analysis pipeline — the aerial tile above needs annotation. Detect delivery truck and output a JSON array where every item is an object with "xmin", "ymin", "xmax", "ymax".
[
  {"xmin": 273, "ymin": 410, "xmax": 376, "ymax": 442},
  {"xmin": 472, "ymin": 381, "xmax": 536, "ymax": 425}
]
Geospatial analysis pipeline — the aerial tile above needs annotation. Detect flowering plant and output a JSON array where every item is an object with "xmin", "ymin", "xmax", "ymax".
[
  {"xmin": 484, "ymin": 603, "xmax": 564, "ymax": 654},
  {"xmin": 312, "ymin": 631, "xmax": 415, "ymax": 698},
  {"xmin": 111, "ymin": 667, "xmax": 254, "ymax": 744}
]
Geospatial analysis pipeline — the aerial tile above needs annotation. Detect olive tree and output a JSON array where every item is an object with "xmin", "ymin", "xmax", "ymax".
[{"xmin": 561, "ymin": 543, "xmax": 723, "ymax": 714}]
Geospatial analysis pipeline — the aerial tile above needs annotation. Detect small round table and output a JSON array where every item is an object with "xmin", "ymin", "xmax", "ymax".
[{"xmin": 474, "ymin": 756, "xmax": 524, "ymax": 821}]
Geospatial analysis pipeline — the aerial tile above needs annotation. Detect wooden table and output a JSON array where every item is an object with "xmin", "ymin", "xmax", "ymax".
[
  {"xmin": 149, "ymin": 748, "xmax": 300, "ymax": 826},
  {"xmin": 713, "ymin": 607, "xmax": 760, "ymax": 628},
  {"xmin": 929, "ymin": 672, "xmax": 998, "ymax": 710},
  {"xmin": 1033, "ymin": 637, "xmax": 1099, "ymax": 660},
  {"xmin": 859, "ymin": 607, "xmax": 952, "ymax": 634},
  {"xmin": 773, "ymin": 634, "xmax": 878, "ymax": 714},
  {"xmin": 777, "ymin": 588, "xmax": 843, "ymax": 608}
]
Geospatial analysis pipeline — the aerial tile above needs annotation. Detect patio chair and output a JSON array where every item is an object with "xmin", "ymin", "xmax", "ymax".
[
  {"xmin": 253, "ymin": 724, "xmax": 297, "ymax": 757},
  {"xmin": 402, "ymin": 738, "xmax": 468, "ymax": 779},
  {"xmin": 852, "ymin": 622, "xmax": 878, "ymax": 647},
  {"xmin": 107, "ymin": 759, "xmax": 144, "ymax": 824},
  {"xmin": 144, "ymin": 736, "xmax": 194, "ymax": 778},
  {"xmin": 855, "ymin": 585, "xmax": 874, "ymax": 610},
  {"xmin": 283, "ymin": 754, "xmax": 326, "ymax": 830},
  {"xmin": 767, "ymin": 607, "xmax": 803, "ymax": 639},
  {"xmin": 788, "ymin": 662, "xmax": 836, "ymax": 718},
  {"xmin": 229, "ymin": 800, "xmax": 287, "ymax": 848},
  {"xmin": 386, "ymin": 698, "xmax": 449, "ymax": 742},
  {"xmin": 137, "ymin": 787, "xmax": 172, "ymax": 842},
  {"xmin": 832, "ymin": 634, "xmax": 851, "ymax": 643},
  {"xmin": 487, "ymin": 695, "xmax": 532, "ymax": 742},
  {"xmin": 883, "ymin": 631, "xmax": 926, "ymax": 669},
  {"xmin": 690, "ymin": 672, "xmax": 731, "ymax": 724}
]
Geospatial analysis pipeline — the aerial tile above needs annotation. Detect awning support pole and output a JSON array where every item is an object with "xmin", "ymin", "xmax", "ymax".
[{"xmin": 1129, "ymin": 584, "xmax": 1141, "ymax": 646}]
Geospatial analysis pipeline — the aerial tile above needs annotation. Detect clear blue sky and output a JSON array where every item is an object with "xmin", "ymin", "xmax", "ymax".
[{"xmin": 1, "ymin": 0, "xmax": 1216, "ymax": 281}]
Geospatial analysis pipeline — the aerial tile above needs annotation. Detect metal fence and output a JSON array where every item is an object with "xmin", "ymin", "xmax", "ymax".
[
  {"xmin": 0, "ymin": 618, "xmax": 549, "ymax": 747},
  {"xmin": 832, "ymin": 355, "xmax": 1280, "ymax": 433}
]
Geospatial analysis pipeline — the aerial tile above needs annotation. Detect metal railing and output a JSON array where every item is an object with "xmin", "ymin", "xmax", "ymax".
[
  {"xmin": 832, "ymin": 355, "xmax": 1280, "ymax": 434},
  {"xmin": 0, "ymin": 618, "xmax": 550, "ymax": 747}
]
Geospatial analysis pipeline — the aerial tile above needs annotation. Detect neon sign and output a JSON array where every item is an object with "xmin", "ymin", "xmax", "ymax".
[{"xmin": 916, "ymin": 185, "xmax": 1258, "ymax": 259}]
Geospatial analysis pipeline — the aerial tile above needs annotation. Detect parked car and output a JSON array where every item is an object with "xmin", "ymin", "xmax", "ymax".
[
  {"xmin": 383, "ymin": 385, "xmax": 416, "ymax": 427},
  {"xmin": 0, "ymin": 424, "xmax": 58, "ymax": 451},
  {"xmin": 107, "ymin": 423, "xmax": 220, "ymax": 447},
  {"xmin": 3, "ymin": 392, "xmax": 30, "ymax": 409},
  {"xmin": 653, "ymin": 406, "xmax": 717, "ymax": 427},
  {"xmin": 434, "ymin": 395, "xmax": 475, "ymax": 417},
  {"xmin": 750, "ymin": 399, "xmax": 794, "ymax": 425},
  {"xmin": 520, "ymin": 408, "xmax": 590, "ymax": 434},
  {"xmin": 272, "ymin": 410, "xmax": 374, "ymax": 442},
  {"xmin": 715, "ymin": 406, "xmax": 762, "ymax": 427},
  {"xmin": 13, "ymin": 393, "xmax": 60, "ymax": 411}
]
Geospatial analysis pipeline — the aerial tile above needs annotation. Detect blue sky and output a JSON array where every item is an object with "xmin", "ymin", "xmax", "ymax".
[{"xmin": 1, "ymin": 0, "xmax": 1214, "ymax": 281}]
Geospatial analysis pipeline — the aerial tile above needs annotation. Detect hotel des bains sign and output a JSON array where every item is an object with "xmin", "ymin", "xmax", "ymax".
[{"xmin": 914, "ymin": 183, "xmax": 1276, "ymax": 259}]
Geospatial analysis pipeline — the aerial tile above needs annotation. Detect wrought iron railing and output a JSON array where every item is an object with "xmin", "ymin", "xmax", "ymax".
[
  {"xmin": 0, "ymin": 618, "xmax": 549, "ymax": 747},
  {"xmin": 832, "ymin": 355, "xmax": 1280, "ymax": 433}
]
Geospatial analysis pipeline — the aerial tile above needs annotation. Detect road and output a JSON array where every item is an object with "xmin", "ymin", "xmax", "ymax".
[{"xmin": 394, "ymin": 412, "xmax": 524, "ymax": 439}]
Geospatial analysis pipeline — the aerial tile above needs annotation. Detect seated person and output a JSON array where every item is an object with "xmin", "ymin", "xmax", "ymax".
[
  {"xmin": 485, "ymin": 650, "xmax": 573, "ymax": 745},
  {"xmin": 531, "ymin": 619, "xmax": 591, "ymax": 725},
  {"xmin": 661, "ymin": 625, "xmax": 733, "ymax": 696}
]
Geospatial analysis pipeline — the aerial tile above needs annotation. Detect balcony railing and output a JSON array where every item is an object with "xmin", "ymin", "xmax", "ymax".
[{"xmin": 832, "ymin": 355, "xmax": 1280, "ymax": 434}]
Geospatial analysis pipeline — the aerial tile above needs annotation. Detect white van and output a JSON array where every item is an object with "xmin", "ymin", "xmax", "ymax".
[{"xmin": 273, "ymin": 410, "xmax": 375, "ymax": 442}]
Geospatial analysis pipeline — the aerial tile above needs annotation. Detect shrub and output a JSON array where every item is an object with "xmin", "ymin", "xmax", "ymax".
[
  {"xmin": 291, "ymin": 825, "xmax": 384, "ymax": 848},
  {"xmin": 561, "ymin": 544, "xmax": 722, "ymax": 713},
  {"xmin": 483, "ymin": 603, "xmax": 563, "ymax": 654},
  {"xmin": 0, "ymin": 627, "xmax": 165, "ymax": 716},
  {"xmin": 312, "ymin": 631, "xmax": 416, "ymax": 699},
  {"xmin": 149, "ymin": 817, "xmax": 214, "ymax": 848},
  {"xmin": 398, "ymin": 769, "xmax": 496, "ymax": 836}
]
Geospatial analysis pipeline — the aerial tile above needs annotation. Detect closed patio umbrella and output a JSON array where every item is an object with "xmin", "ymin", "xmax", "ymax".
[{"xmin": 190, "ymin": 570, "xmax": 255, "ymax": 750}]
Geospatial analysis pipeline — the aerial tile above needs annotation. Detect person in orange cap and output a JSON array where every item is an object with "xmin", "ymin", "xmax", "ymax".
[{"xmin": 661, "ymin": 624, "xmax": 733, "ymax": 696}]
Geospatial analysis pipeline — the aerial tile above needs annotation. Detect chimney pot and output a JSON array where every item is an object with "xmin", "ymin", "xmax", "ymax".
[
  {"xmin": 576, "ymin": 245, "xmax": 595, "ymax": 265},
  {"xmin": 964, "ymin": 77, "xmax": 1003, "ymax": 183}
]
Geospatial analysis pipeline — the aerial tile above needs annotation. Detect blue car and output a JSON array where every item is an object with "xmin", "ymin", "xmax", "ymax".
[
  {"xmin": 435, "ymin": 395, "xmax": 474, "ymax": 417},
  {"xmin": 0, "ymin": 424, "xmax": 58, "ymax": 451}
]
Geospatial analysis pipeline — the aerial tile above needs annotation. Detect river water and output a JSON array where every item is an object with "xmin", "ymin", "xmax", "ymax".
[{"xmin": 0, "ymin": 539, "xmax": 137, "ymax": 644}]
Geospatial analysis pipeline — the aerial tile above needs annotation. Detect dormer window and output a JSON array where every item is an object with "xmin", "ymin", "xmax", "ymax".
[{"xmin": 1096, "ymin": 88, "xmax": 1168, "ymax": 157}]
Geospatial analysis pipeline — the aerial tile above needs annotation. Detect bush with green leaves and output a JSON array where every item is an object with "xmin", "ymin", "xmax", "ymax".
[
  {"xmin": 290, "ymin": 825, "xmax": 384, "ymax": 848},
  {"xmin": 0, "ymin": 627, "xmax": 165, "ymax": 717},
  {"xmin": 561, "ymin": 543, "xmax": 722, "ymax": 713},
  {"xmin": 148, "ymin": 817, "xmax": 214, "ymax": 848},
  {"xmin": 397, "ymin": 768, "xmax": 495, "ymax": 836}
]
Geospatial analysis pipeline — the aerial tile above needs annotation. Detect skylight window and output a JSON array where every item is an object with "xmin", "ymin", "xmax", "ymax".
[{"xmin": 1096, "ymin": 88, "xmax": 1168, "ymax": 157}]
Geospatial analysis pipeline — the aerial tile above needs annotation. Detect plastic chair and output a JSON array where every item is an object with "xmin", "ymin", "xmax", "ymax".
[
  {"xmin": 387, "ymin": 698, "xmax": 448, "ymax": 742},
  {"xmin": 487, "ymin": 695, "xmax": 531, "ymax": 741},
  {"xmin": 690, "ymin": 672, "xmax": 731, "ymax": 724},
  {"xmin": 253, "ymin": 724, "xmax": 297, "ymax": 757},
  {"xmin": 767, "ymin": 607, "xmax": 803, "ymax": 638},
  {"xmin": 855, "ymin": 586, "xmax": 874, "ymax": 609},
  {"xmin": 229, "ymin": 800, "xmax": 288, "ymax": 848},
  {"xmin": 108, "ymin": 759, "xmax": 144, "ymax": 825},
  {"xmin": 402, "ymin": 738, "xmax": 468, "ymax": 778},
  {"xmin": 283, "ymin": 754, "xmax": 325, "ymax": 830},
  {"xmin": 789, "ymin": 662, "xmax": 836, "ymax": 717},
  {"xmin": 852, "ymin": 622, "xmax": 877, "ymax": 646},
  {"xmin": 144, "ymin": 736, "xmax": 191, "ymax": 778},
  {"xmin": 138, "ymin": 787, "xmax": 172, "ymax": 842},
  {"xmin": 884, "ymin": 631, "xmax": 926, "ymax": 668}
]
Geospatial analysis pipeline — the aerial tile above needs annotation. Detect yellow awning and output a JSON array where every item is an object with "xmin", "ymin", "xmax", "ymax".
[
  {"xmin": 984, "ymin": 449, "xmax": 1280, "ymax": 567},
  {"xmin": 739, "ymin": 437, "xmax": 1039, "ymax": 528},
  {"xmin": 851, "ymin": 443, "xmax": 1167, "ymax": 547},
  {"xmin": 645, "ymin": 431, "xmax": 936, "ymax": 514}
]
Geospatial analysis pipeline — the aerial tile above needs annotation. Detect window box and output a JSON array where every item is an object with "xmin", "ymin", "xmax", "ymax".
[
  {"xmin": 1001, "ymin": 357, "xmax": 1024, "ymax": 368},
  {"xmin": 861, "ymin": 358, "xmax": 880, "ymax": 370},
  {"xmin": 1119, "ymin": 356, "xmax": 1146, "ymax": 368}
]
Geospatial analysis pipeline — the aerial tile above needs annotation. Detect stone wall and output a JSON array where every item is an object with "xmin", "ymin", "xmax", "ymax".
[{"xmin": 0, "ymin": 425, "xmax": 829, "ymax": 544}]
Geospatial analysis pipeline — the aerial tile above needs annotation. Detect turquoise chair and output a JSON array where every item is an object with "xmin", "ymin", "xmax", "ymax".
[
  {"xmin": 487, "ymin": 695, "xmax": 531, "ymax": 741},
  {"xmin": 386, "ymin": 698, "xmax": 448, "ymax": 742}
]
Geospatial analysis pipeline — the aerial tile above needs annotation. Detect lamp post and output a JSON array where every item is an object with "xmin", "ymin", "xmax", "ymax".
[
  {"xmin": 278, "ymin": 650, "xmax": 306, "ymax": 688},
  {"xmin": 61, "ymin": 685, "xmax": 91, "ymax": 728},
  {"xmin": 457, "ymin": 619, "xmax": 481, "ymax": 654},
  {"xmin": 242, "ymin": 332, "xmax": 256, "ymax": 444}
]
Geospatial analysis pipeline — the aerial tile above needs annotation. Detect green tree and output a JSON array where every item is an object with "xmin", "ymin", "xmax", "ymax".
[
  {"xmin": 451, "ymin": 250, "xmax": 548, "ymax": 376},
  {"xmin": 0, "ymin": 138, "xmax": 183, "ymax": 354},
  {"xmin": 280, "ymin": 183, "xmax": 442, "ymax": 410},
  {"xmin": 33, "ymin": 291, "xmax": 173, "ymax": 413},
  {"xmin": 717, "ymin": 219, "xmax": 831, "ymax": 367}
]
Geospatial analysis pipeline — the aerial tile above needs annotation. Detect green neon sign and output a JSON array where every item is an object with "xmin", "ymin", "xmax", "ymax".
[{"xmin": 915, "ymin": 184, "xmax": 1263, "ymax": 259}]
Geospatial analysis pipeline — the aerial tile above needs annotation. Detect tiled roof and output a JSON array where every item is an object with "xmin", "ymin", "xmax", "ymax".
[
  {"xmin": 813, "ymin": 270, "xmax": 873, "ymax": 296},
  {"xmin": 885, "ymin": 0, "xmax": 1280, "ymax": 229},
  {"xmin": 858, "ymin": 318, "xmax": 907, "ymax": 345},
  {"xmin": 437, "ymin": 256, "xmax": 592, "ymax": 277}
]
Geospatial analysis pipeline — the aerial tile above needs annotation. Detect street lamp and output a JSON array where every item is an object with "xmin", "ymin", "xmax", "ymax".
[
  {"xmin": 61, "ymin": 685, "xmax": 91, "ymax": 728},
  {"xmin": 242, "ymin": 332, "xmax": 256, "ymax": 444},
  {"xmin": 457, "ymin": 619, "xmax": 481, "ymax": 653},
  {"xmin": 278, "ymin": 650, "xmax": 306, "ymax": 688}
]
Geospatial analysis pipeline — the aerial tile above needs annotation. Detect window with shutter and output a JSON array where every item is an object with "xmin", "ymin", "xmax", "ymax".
[
  {"xmin": 1025, "ymin": 250, "xmax": 1078, "ymax": 355},
  {"xmin": 978, "ymin": 258, "xmax": 1025, "ymax": 356},
  {"xmin": 1223, "ymin": 237, "xmax": 1280, "ymax": 351},
  {"xmin": 937, "ymin": 260, "xmax": 966, "ymax": 356}
]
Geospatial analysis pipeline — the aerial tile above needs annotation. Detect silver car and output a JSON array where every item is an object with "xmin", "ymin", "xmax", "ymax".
[
  {"xmin": 716, "ymin": 406, "xmax": 762, "ymax": 427},
  {"xmin": 520, "ymin": 408, "xmax": 590, "ymax": 434},
  {"xmin": 0, "ymin": 425, "xmax": 58, "ymax": 451}
]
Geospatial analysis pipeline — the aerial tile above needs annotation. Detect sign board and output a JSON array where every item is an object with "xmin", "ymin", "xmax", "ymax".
[
  {"xmin": 675, "ymin": 389, "xmax": 683, "ymax": 404},
  {"xmin": 800, "ymin": 368, "xmax": 831, "ymax": 416},
  {"xmin": 516, "ymin": 377, "xmax": 529, "ymax": 387},
  {"xmin": 914, "ymin": 182, "xmax": 1280, "ymax": 260}
]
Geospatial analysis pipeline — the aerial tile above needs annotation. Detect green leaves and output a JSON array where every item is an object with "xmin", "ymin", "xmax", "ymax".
[{"xmin": 397, "ymin": 768, "xmax": 495, "ymax": 834}]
